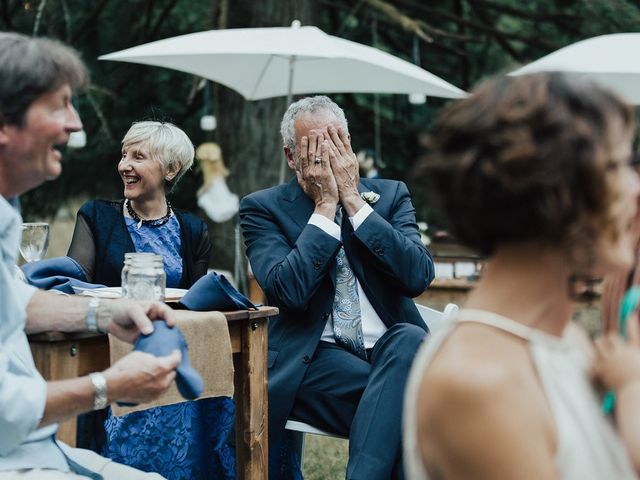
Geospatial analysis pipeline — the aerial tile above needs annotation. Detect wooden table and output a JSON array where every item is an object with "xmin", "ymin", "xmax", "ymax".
[{"xmin": 28, "ymin": 306, "xmax": 278, "ymax": 480}]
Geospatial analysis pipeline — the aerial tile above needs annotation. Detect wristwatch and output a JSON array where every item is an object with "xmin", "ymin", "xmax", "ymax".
[
  {"xmin": 89, "ymin": 372, "xmax": 108, "ymax": 410},
  {"xmin": 85, "ymin": 298, "xmax": 103, "ymax": 333}
]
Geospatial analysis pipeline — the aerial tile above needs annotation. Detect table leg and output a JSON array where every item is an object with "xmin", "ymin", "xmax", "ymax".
[
  {"xmin": 29, "ymin": 335, "xmax": 110, "ymax": 447},
  {"xmin": 30, "ymin": 340, "xmax": 82, "ymax": 446},
  {"xmin": 234, "ymin": 317, "xmax": 269, "ymax": 480}
]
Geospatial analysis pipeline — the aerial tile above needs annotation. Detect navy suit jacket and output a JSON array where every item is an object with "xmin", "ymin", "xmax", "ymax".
[{"xmin": 240, "ymin": 177, "xmax": 434, "ymax": 444}]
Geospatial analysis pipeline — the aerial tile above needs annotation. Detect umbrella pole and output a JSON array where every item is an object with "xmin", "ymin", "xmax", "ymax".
[{"xmin": 279, "ymin": 56, "xmax": 295, "ymax": 184}]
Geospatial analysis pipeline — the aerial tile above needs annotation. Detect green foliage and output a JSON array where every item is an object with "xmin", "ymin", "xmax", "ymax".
[
  {"xmin": 10, "ymin": 0, "xmax": 214, "ymax": 218},
  {"xmin": 303, "ymin": 435, "xmax": 348, "ymax": 479},
  {"xmin": 5, "ymin": 0, "xmax": 640, "ymax": 232}
]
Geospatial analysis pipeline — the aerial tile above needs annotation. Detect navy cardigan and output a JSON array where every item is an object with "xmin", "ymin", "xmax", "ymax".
[{"xmin": 68, "ymin": 199, "xmax": 211, "ymax": 288}]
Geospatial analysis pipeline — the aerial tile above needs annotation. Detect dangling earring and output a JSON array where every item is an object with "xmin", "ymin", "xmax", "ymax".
[{"xmin": 568, "ymin": 274, "xmax": 600, "ymax": 301}]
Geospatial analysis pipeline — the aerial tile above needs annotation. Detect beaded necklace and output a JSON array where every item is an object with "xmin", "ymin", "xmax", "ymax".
[{"xmin": 126, "ymin": 199, "xmax": 173, "ymax": 228}]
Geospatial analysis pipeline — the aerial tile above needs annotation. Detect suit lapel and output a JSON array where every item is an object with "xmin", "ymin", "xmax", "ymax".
[
  {"xmin": 281, "ymin": 177, "xmax": 315, "ymax": 230},
  {"xmin": 280, "ymin": 178, "xmax": 380, "ymax": 292},
  {"xmin": 357, "ymin": 179, "xmax": 381, "ymax": 214},
  {"xmin": 357, "ymin": 180, "xmax": 369, "ymax": 196},
  {"xmin": 343, "ymin": 179, "xmax": 380, "ymax": 297},
  {"xmin": 282, "ymin": 177, "xmax": 380, "ymax": 230},
  {"xmin": 280, "ymin": 177, "xmax": 338, "ymax": 289},
  {"xmin": 340, "ymin": 202, "xmax": 360, "ymax": 291}
]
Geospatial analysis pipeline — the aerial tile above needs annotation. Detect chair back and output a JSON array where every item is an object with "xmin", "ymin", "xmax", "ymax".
[
  {"xmin": 285, "ymin": 419, "xmax": 347, "ymax": 439},
  {"xmin": 415, "ymin": 303, "xmax": 458, "ymax": 332}
]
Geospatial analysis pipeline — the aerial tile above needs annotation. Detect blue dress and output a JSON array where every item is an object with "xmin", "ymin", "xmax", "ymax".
[{"xmin": 101, "ymin": 216, "xmax": 237, "ymax": 480}]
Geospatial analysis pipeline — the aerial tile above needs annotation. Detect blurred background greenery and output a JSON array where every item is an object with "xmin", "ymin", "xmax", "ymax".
[
  {"xmin": 5, "ymin": 1, "xmax": 639, "ymax": 477},
  {"xmin": 5, "ymin": 0, "xmax": 640, "ymax": 270},
  {"xmin": 302, "ymin": 435, "xmax": 348, "ymax": 479}
]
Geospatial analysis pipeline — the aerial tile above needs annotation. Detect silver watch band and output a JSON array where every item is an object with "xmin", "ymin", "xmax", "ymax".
[
  {"xmin": 85, "ymin": 298, "xmax": 102, "ymax": 333},
  {"xmin": 89, "ymin": 372, "xmax": 108, "ymax": 410}
]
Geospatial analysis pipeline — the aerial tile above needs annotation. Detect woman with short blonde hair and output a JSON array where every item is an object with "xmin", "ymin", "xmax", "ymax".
[
  {"xmin": 66, "ymin": 121, "xmax": 228, "ymax": 478},
  {"xmin": 68, "ymin": 120, "xmax": 209, "ymax": 287}
]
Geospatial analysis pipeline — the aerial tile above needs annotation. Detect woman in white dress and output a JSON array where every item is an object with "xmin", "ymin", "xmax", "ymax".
[{"xmin": 403, "ymin": 72, "xmax": 640, "ymax": 479}]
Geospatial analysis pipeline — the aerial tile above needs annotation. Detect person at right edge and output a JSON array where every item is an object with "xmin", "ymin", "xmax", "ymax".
[{"xmin": 403, "ymin": 72, "xmax": 640, "ymax": 479}]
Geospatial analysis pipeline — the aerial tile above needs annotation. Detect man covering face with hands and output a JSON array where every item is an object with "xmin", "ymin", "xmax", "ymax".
[{"xmin": 240, "ymin": 95, "xmax": 435, "ymax": 480}]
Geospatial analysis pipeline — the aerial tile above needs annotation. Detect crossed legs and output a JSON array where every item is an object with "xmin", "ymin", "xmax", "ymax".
[{"xmin": 290, "ymin": 323, "xmax": 426, "ymax": 480}]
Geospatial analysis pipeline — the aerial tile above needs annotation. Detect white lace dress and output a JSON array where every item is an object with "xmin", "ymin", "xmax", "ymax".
[{"xmin": 403, "ymin": 309, "xmax": 637, "ymax": 480}]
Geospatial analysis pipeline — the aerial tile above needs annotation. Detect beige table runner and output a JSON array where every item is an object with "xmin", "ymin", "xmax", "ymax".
[{"xmin": 109, "ymin": 310, "xmax": 234, "ymax": 416}]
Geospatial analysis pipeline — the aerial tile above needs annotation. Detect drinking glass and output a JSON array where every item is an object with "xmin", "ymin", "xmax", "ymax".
[
  {"xmin": 122, "ymin": 252, "xmax": 166, "ymax": 301},
  {"xmin": 20, "ymin": 222, "xmax": 50, "ymax": 263}
]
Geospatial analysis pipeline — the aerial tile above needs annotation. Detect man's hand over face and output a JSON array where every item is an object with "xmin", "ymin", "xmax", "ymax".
[
  {"xmin": 296, "ymin": 131, "xmax": 339, "ymax": 214},
  {"xmin": 326, "ymin": 126, "xmax": 365, "ymax": 215}
]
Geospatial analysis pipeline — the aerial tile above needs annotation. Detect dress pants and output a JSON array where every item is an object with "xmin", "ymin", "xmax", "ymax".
[{"xmin": 289, "ymin": 323, "xmax": 426, "ymax": 480}]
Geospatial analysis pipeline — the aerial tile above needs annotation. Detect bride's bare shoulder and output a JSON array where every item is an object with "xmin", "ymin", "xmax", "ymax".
[
  {"xmin": 413, "ymin": 326, "xmax": 557, "ymax": 478},
  {"xmin": 417, "ymin": 325, "xmax": 529, "ymax": 413}
]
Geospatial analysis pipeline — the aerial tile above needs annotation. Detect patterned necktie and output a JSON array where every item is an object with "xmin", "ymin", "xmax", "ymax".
[{"xmin": 332, "ymin": 207, "xmax": 367, "ymax": 360}]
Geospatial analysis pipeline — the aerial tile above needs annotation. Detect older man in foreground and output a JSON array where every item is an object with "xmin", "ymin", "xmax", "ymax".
[{"xmin": 0, "ymin": 32, "xmax": 180, "ymax": 479}]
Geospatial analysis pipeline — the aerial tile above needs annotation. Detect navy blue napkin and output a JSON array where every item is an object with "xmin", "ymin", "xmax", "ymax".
[
  {"xmin": 22, "ymin": 256, "xmax": 105, "ymax": 295},
  {"xmin": 178, "ymin": 272, "xmax": 257, "ymax": 311},
  {"xmin": 118, "ymin": 320, "xmax": 204, "ymax": 406}
]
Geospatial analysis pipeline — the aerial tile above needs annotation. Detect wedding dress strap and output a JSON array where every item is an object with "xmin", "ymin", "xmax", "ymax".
[{"xmin": 456, "ymin": 308, "xmax": 536, "ymax": 341}]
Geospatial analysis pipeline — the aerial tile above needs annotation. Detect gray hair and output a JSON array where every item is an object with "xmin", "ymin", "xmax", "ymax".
[
  {"xmin": 0, "ymin": 32, "xmax": 87, "ymax": 126},
  {"xmin": 122, "ymin": 121, "xmax": 195, "ymax": 189},
  {"xmin": 280, "ymin": 95, "xmax": 349, "ymax": 153}
]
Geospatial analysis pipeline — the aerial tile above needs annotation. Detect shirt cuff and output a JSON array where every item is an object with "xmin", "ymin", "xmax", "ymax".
[
  {"xmin": 350, "ymin": 203, "xmax": 374, "ymax": 230},
  {"xmin": 309, "ymin": 214, "xmax": 341, "ymax": 241}
]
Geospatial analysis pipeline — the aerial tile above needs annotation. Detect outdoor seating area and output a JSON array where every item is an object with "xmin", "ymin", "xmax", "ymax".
[
  {"xmin": 4, "ymin": 2, "xmax": 640, "ymax": 480},
  {"xmin": 28, "ymin": 308, "xmax": 274, "ymax": 478}
]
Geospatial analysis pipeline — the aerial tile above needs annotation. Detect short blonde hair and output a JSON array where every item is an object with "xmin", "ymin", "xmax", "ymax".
[{"xmin": 122, "ymin": 121, "xmax": 194, "ymax": 189}]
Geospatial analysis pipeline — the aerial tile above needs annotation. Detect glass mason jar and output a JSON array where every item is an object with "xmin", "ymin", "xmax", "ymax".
[
  {"xmin": 121, "ymin": 252, "xmax": 166, "ymax": 301},
  {"xmin": 121, "ymin": 253, "xmax": 133, "ymax": 298}
]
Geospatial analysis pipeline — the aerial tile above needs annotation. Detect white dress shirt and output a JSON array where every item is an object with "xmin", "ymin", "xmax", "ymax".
[
  {"xmin": 0, "ymin": 195, "xmax": 72, "ymax": 471},
  {"xmin": 308, "ymin": 203, "xmax": 388, "ymax": 349}
]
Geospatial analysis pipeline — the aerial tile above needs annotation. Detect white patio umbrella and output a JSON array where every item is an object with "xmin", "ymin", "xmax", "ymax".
[
  {"xmin": 510, "ymin": 33, "xmax": 640, "ymax": 104},
  {"xmin": 100, "ymin": 21, "xmax": 465, "ymax": 102},
  {"xmin": 100, "ymin": 21, "xmax": 466, "ymax": 183}
]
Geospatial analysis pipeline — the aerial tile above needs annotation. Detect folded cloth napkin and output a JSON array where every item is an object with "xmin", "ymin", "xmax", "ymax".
[
  {"xmin": 22, "ymin": 256, "xmax": 105, "ymax": 294},
  {"xmin": 110, "ymin": 310, "xmax": 234, "ymax": 416},
  {"xmin": 178, "ymin": 272, "xmax": 257, "ymax": 311},
  {"xmin": 117, "ymin": 320, "xmax": 204, "ymax": 407}
]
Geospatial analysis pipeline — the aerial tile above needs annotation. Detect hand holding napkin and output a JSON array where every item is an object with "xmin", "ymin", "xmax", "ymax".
[{"xmin": 117, "ymin": 320, "xmax": 204, "ymax": 406}]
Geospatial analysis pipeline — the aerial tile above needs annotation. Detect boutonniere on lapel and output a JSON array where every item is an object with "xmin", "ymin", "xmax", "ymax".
[{"xmin": 360, "ymin": 191, "xmax": 380, "ymax": 204}]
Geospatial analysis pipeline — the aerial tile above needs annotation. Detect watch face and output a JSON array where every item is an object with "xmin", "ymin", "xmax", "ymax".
[
  {"xmin": 90, "ymin": 373, "xmax": 108, "ymax": 410},
  {"xmin": 86, "ymin": 297, "xmax": 100, "ymax": 332}
]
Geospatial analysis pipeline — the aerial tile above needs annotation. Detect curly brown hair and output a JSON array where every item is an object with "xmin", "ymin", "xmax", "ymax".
[{"xmin": 421, "ymin": 73, "xmax": 634, "ymax": 271}]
